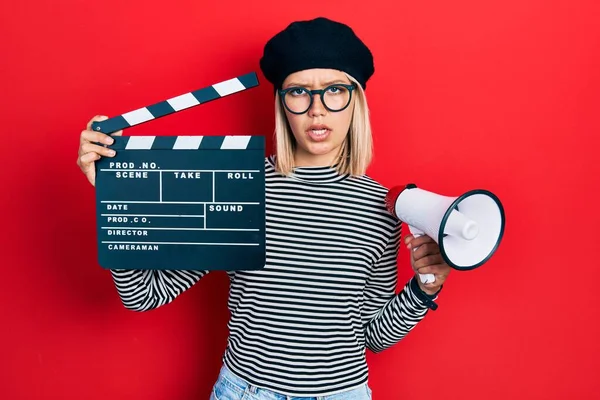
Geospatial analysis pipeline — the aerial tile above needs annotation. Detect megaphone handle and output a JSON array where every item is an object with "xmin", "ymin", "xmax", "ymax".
[{"xmin": 407, "ymin": 225, "xmax": 436, "ymax": 285}]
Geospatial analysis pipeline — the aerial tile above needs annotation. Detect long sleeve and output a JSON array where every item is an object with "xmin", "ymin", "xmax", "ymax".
[
  {"xmin": 362, "ymin": 224, "xmax": 430, "ymax": 353},
  {"xmin": 109, "ymin": 269, "xmax": 209, "ymax": 311}
]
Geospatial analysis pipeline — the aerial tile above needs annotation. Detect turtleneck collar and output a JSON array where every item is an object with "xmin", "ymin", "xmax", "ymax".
[{"xmin": 267, "ymin": 155, "xmax": 350, "ymax": 184}]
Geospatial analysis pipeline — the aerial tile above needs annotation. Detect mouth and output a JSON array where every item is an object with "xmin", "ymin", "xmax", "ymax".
[{"xmin": 307, "ymin": 124, "xmax": 331, "ymax": 141}]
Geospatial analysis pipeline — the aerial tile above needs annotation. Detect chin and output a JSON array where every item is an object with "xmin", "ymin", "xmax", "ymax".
[{"xmin": 306, "ymin": 144, "xmax": 335, "ymax": 156}]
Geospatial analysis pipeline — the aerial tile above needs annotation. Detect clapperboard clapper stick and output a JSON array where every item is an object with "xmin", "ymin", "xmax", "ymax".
[
  {"xmin": 91, "ymin": 72, "xmax": 259, "ymax": 134},
  {"xmin": 93, "ymin": 72, "xmax": 265, "ymax": 271}
]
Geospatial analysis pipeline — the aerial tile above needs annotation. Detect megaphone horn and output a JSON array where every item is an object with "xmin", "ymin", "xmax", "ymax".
[{"xmin": 385, "ymin": 184, "xmax": 505, "ymax": 284}]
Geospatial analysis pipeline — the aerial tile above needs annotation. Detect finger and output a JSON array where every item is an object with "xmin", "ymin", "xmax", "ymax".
[
  {"xmin": 423, "ymin": 268, "xmax": 448, "ymax": 288},
  {"xmin": 403, "ymin": 234, "xmax": 414, "ymax": 245},
  {"xmin": 81, "ymin": 142, "xmax": 116, "ymax": 158},
  {"xmin": 80, "ymin": 129, "xmax": 116, "ymax": 147},
  {"xmin": 412, "ymin": 243, "xmax": 440, "ymax": 261},
  {"xmin": 418, "ymin": 264, "xmax": 449, "ymax": 277},
  {"xmin": 416, "ymin": 267, "xmax": 450, "ymax": 292},
  {"xmin": 422, "ymin": 280, "xmax": 443, "ymax": 291},
  {"xmin": 86, "ymin": 115, "xmax": 109, "ymax": 131},
  {"xmin": 81, "ymin": 127, "xmax": 123, "ymax": 140},
  {"xmin": 409, "ymin": 234, "xmax": 436, "ymax": 249},
  {"xmin": 409, "ymin": 244, "xmax": 437, "ymax": 267},
  {"xmin": 413, "ymin": 254, "xmax": 444, "ymax": 270},
  {"xmin": 77, "ymin": 151, "xmax": 100, "ymax": 187},
  {"xmin": 83, "ymin": 115, "xmax": 122, "ymax": 138},
  {"xmin": 415, "ymin": 266, "xmax": 435, "ymax": 276},
  {"xmin": 78, "ymin": 151, "xmax": 101, "ymax": 166}
]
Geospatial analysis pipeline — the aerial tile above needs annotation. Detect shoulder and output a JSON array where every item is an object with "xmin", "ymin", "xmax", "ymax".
[
  {"xmin": 345, "ymin": 174, "xmax": 392, "ymax": 202},
  {"xmin": 344, "ymin": 174, "xmax": 399, "ymax": 227},
  {"xmin": 346, "ymin": 175, "xmax": 401, "ymax": 250},
  {"xmin": 352, "ymin": 174, "xmax": 389, "ymax": 191}
]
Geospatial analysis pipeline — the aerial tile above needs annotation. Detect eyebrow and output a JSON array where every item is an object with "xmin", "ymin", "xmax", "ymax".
[{"xmin": 283, "ymin": 79, "xmax": 350, "ymax": 89}]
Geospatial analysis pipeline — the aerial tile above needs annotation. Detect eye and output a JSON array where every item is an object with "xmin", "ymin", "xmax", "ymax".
[
  {"xmin": 289, "ymin": 88, "xmax": 307, "ymax": 96},
  {"xmin": 326, "ymin": 85, "xmax": 346, "ymax": 94}
]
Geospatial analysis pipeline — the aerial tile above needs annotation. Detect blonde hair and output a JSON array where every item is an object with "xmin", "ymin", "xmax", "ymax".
[{"xmin": 273, "ymin": 73, "xmax": 373, "ymax": 177}]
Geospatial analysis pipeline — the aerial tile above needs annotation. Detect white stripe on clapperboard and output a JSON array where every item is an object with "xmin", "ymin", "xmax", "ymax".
[
  {"xmin": 221, "ymin": 136, "xmax": 251, "ymax": 149},
  {"xmin": 122, "ymin": 108, "xmax": 154, "ymax": 126},
  {"xmin": 173, "ymin": 136, "xmax": 203, "ymax": 149},
  {"xmin": 125, "ymin": 136, "xmax": 156, "ymax": 149},
  {"xmin": 167, "ymin": 93, "xmax": 199, "ymax": 112},
  {"xmin": 212, "ymin": 78, "xmax": 247, "ymax": 97},
  {"xmin": 124, "ymin": 136, "xmax": 252, "ymax": 150},
  {"xmin": 121, "ymin": 77, "xmax": 247, "ymax": 126}
]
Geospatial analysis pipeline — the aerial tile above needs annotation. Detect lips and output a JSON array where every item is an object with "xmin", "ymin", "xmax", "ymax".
[{"xmin": 307, "ymin": 124, "xmax": 331, "ymax": 141}]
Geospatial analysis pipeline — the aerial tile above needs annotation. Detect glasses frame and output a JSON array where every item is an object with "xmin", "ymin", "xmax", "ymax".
[{"xmin": 278, "ymin": 83, "xmax": 357, "ymax": 115}]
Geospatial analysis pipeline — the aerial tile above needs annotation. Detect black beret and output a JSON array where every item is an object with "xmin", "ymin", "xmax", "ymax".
[{"xmin": 259, "ymin": 17, "xmax": 374, "ymax": 90}]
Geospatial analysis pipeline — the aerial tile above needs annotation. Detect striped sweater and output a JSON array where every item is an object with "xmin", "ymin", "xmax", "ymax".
[{"xmin": 110, "ymin": 155, "xmax": 432, "ymax": 397}]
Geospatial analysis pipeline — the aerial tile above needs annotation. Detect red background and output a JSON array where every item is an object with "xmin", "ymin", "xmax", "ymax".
[{"xmin": 1, "ymin": 1, "xmax": 599, "ymax": 399}]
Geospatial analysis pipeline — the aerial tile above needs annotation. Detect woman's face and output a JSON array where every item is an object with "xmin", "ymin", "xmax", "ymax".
[{"xmin": 281, "ymin": 68, "xmax": 355, "ymax": 167}]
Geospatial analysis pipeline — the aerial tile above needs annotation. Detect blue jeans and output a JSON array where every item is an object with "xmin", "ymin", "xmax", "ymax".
[{"xmin": 210, "ymin": 364, "xmax": 373, "ymax": 400}]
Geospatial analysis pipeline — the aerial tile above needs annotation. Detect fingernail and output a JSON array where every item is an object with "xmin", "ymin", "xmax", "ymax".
[
  {"xmin": 108, "ymin": 150, "xmax": 116, "ymax": 156},
  {"xmin": 105, "ymin": 138, "xmax": 114, "ymax": 145}
]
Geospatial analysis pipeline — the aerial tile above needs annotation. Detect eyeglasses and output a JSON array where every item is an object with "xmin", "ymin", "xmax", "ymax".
[{"xmin": 278, "ymin": 83, "xmax": 357, "ymax": 114}]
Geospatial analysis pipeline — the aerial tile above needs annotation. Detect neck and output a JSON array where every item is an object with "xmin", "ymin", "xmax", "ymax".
[{"xmin": 293, "ymin": 148, "xmax": 342, "ymax": 168}]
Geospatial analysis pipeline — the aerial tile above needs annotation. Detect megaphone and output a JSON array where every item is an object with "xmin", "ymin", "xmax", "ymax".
[{"xmin": 385, "ymin": 184, "xmax": 505, "ymax": 284}]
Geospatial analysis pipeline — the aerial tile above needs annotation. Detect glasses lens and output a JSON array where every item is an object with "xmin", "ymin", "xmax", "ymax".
[
  {"xmin": 283, "ymin": 88, "xmax": 311, "ymax": 113},
  {"xmin": 322, "ymin": 85, "xmax": 351, "ymax": 111}
]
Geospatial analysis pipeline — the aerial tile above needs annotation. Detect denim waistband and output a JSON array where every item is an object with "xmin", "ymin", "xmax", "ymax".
[
  {"xmin": 215, "ymin": 363, "xmax": 372, "ymax": 400},
  {"xmin": 219, "ymin": 363, "xmax": 257, "ymax": 393}
]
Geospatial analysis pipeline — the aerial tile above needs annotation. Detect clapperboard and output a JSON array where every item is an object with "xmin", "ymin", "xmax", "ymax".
[{"xmin": 93, "ymin": 72, "xmax": 265, "ymax": 271}]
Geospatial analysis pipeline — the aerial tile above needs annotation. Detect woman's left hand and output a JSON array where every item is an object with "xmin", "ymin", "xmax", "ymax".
[{"xmin": 404, "ymin": 234, "xmax": 451, "ymax": 295}]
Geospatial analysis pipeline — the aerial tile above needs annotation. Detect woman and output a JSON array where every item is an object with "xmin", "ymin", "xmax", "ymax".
[{"xmin": 77, "ymin": 17, "xmax": 450, "ymax": 400}]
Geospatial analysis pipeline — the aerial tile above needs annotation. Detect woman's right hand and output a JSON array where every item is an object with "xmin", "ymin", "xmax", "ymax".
[{"xmin": 77, "ymin": 115, "xmax": 123, "ymax": 186}]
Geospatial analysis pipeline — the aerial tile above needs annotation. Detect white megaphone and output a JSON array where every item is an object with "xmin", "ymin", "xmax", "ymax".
[{"xmin": 385, "ymin": 184, "xmax": 505, "ymax": 284}]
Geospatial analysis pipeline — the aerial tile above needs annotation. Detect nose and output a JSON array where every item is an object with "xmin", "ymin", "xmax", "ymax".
[{"xmin": 307, "ymin": 94, "xmax": 327, "ymax": 117}]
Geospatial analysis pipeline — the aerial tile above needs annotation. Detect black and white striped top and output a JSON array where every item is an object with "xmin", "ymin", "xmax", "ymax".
[{"xmin": 110, "ymin": 155, "xmax": 432, "ymax": 397}]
